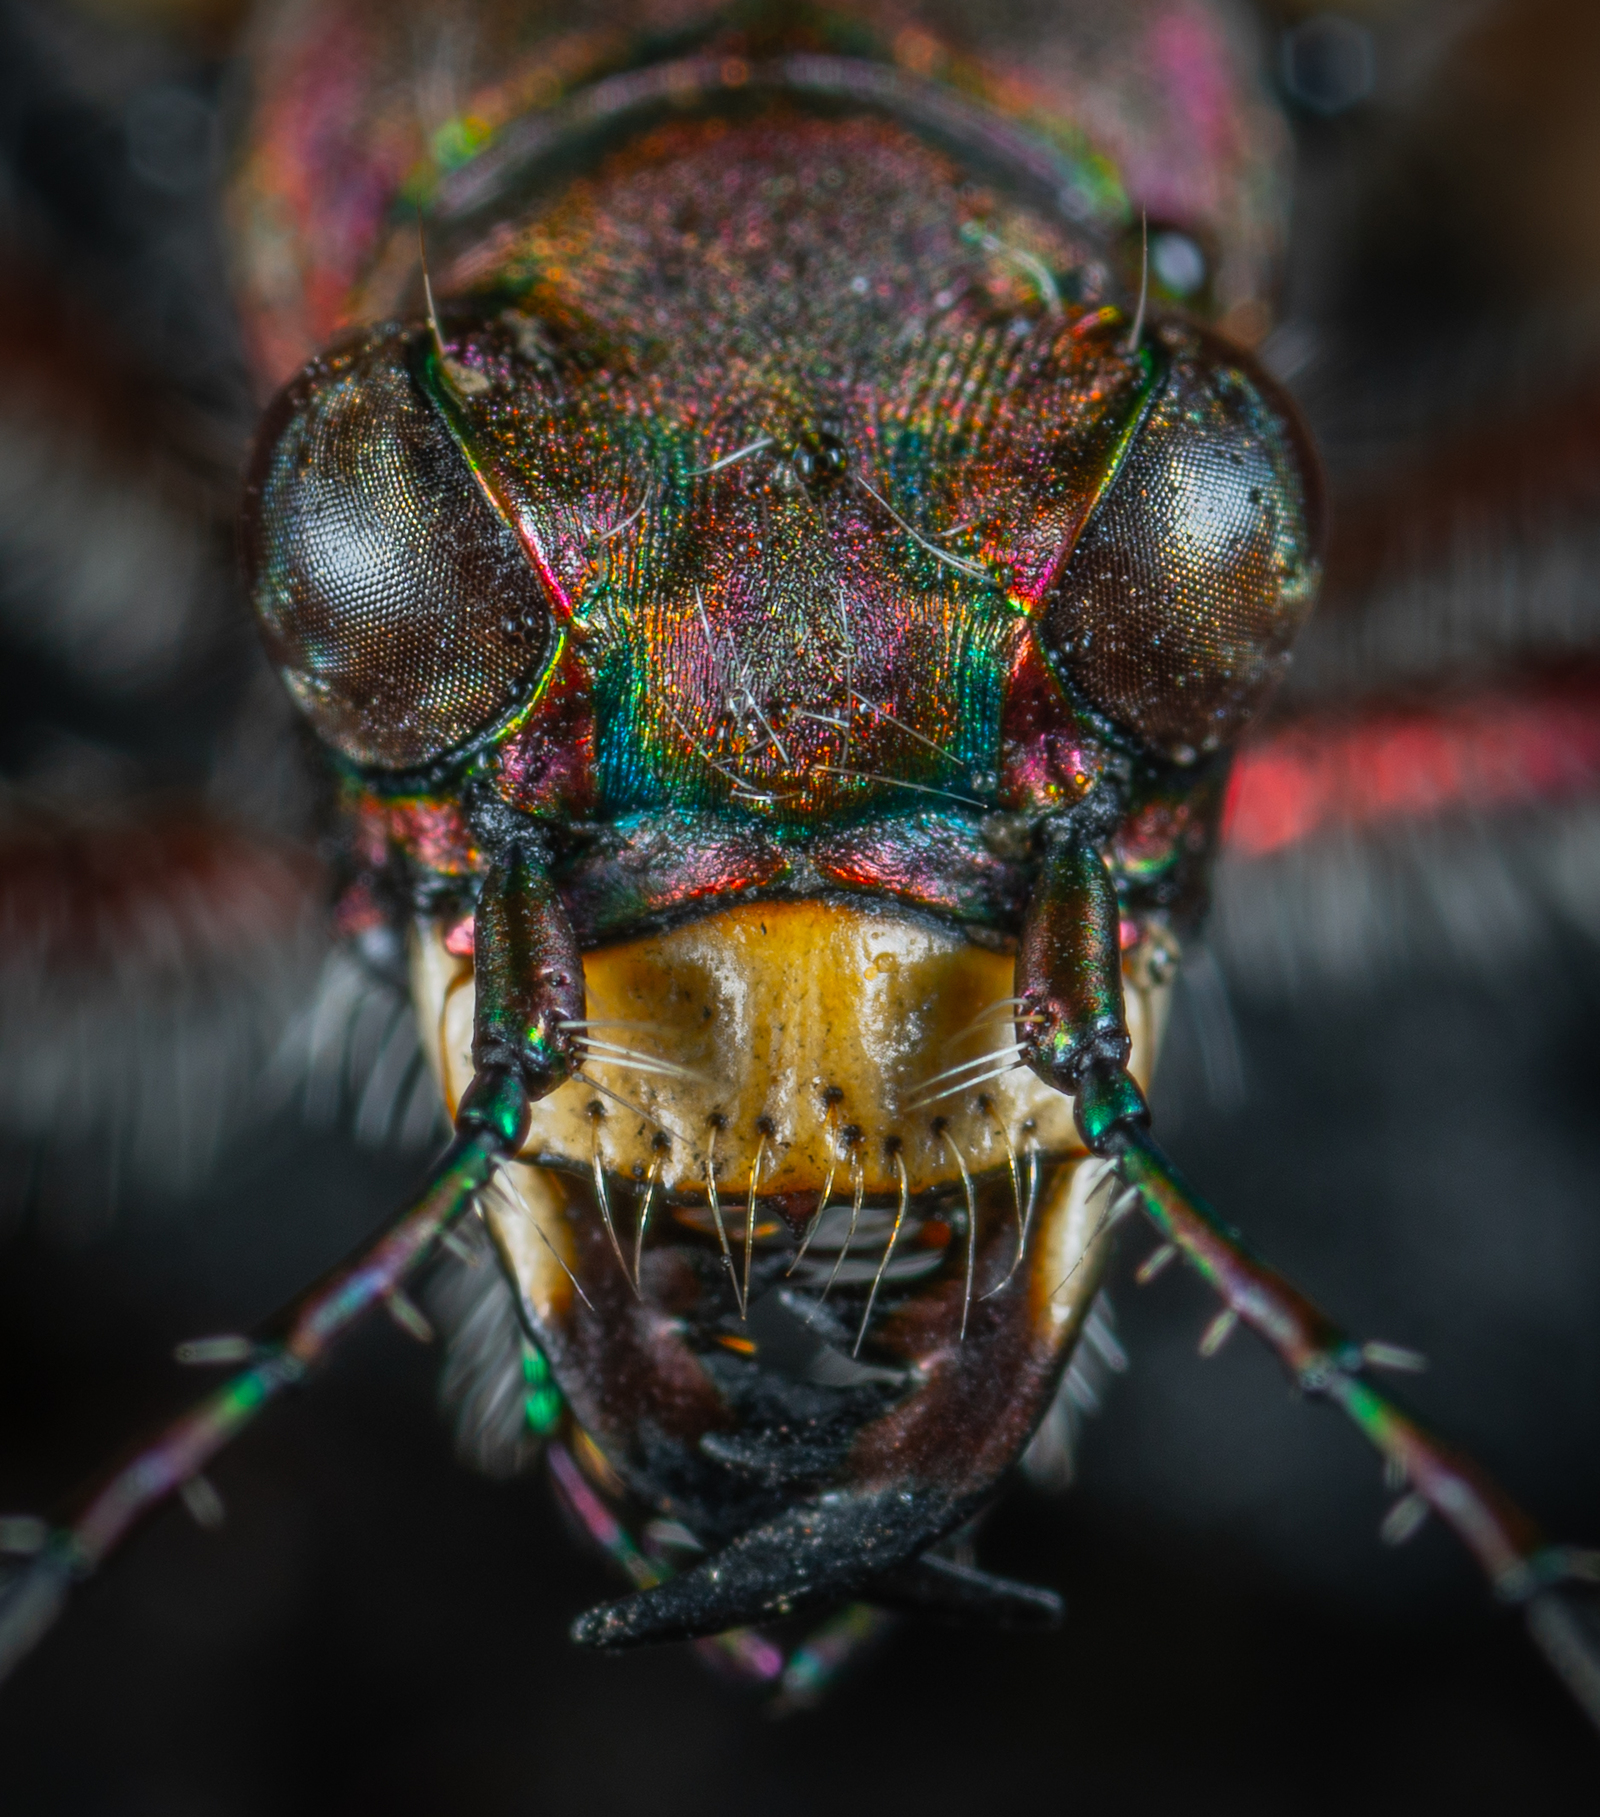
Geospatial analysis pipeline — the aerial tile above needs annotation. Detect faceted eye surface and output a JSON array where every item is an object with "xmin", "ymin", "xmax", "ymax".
[
  {"xmin": 243, "ymin": 330, "xmax": 551, "ymax": 771},
  {"xmin": 1041, "ymin": 324, "xmax": 1320, "ymax": 762}
]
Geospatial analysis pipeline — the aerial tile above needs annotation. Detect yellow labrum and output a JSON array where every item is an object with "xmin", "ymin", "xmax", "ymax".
[{"xmin": 413, "ymin": 898, "xmax": 1170, "ymax": 1200}]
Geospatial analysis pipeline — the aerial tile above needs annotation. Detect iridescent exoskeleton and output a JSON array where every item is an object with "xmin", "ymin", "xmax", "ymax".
[
  {"xmin": 235, "ymin": 0, "xmax": 1317, "ymax": 1651},
  {"xmin": 3, "ymin": 0, "xmax": 1596, "ymax": 1719},
  {"xmin": 230, "ymin": 0, "xmax": 1307, "ymax": 1649}
]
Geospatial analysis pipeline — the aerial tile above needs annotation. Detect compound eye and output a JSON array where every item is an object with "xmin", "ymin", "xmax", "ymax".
[
  {"xmin": 1041, "ymin": 325, "xmax": 1321, "ymax": 763},
  {"xmin": 242, "ymin": 329, "xmax": 551, "ymax": 770}
]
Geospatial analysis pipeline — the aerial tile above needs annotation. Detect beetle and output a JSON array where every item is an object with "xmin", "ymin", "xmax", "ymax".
[
  {"xmin": 2, "ymin": 0, "xmax": 1599, "ymax": 1766},
  {"xmin": 226, "ymin": 0, "xmax": 1336, "ymax": 1660}
]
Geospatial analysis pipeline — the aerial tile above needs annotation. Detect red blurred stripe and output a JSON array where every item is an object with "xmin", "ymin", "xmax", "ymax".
[{"xmin": 1223, "ymin": 674, "xmax": 1600, "ymax": 857}]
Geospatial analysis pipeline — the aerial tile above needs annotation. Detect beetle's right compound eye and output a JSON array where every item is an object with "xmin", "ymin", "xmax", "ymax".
[
  {"xmin": 242, "ymin": 329, "xmax": 552, "ymax": 771},
  {"xmin": 1039, "ymin": 323, "xmax": 1321, "ymax": 764}
]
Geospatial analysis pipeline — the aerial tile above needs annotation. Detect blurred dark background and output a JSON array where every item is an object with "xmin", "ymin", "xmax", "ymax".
[{"xmin": 1, "ymin": 0, "xmax": 1599, "ymax": 1809}]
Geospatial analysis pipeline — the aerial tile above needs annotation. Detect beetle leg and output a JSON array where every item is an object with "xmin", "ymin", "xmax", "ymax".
[
  {"xmin": 0, "ymin": 1068, "xmax": 533, "ymax": 1687},
  {"xmin": 1017, "ymin": 820, "xmax": 1561, "ymax": 1615},
  {"xmin": 1014, "ymin": 825, "xmax": 1149, "ymax": 1156},
  {"xmin": 0, "ymin": 850, "xmax": 586, "ymax": 1688},
  {"xmin": 1106, "ymin": 1122, "xmax": 1600, "ymax": 1732},
  {"xmin": 469, "ymin": 839, "xmax": 585, "ymax": 1102},
  {"xmin": 1015, "ymin": 823, "xmax": 1600, "ymax": 1730}
]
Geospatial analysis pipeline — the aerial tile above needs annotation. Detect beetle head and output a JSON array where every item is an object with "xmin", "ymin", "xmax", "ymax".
[{"xmin": 241, "ymin": 108, "xmax": 1318, "ymax": 1644}]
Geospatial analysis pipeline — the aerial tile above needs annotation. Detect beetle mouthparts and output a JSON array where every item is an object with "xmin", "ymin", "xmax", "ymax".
[
  {"xmin": 570, "ymin": 1487, "xmax": 1063, "ymax": 1648},
  {"xmin": 414, "ymin": 897, "xmax": 1168, "ymax": 1202},
  {"xmin": 408, "ymin": 895, "xmax": 1162, "ymax": 1643}
]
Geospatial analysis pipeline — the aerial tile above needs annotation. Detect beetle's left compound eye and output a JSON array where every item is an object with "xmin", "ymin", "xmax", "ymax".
[{"xmin": 242, "ymin": 328, "xmax": 551, "ymax": 771}]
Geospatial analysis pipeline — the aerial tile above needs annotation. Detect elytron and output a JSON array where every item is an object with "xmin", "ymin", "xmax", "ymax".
[{"xmin": 1, "ymin": 0, "xmax": 1597, "ymax": 1729}]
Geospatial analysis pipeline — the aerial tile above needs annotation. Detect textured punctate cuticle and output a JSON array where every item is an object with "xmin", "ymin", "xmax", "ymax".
[
  {"xmin": 242, "ymin": 328, "xmax": 553, "ymax": 770},
  {"xmin": 470, "ymin": 846, "xmax": 584, "ymax": 1100},
  {"xmin": 1016, "ymin": 834, "xmax": 1130, "ymax": 1094},
  {"xmin": 1040, "ymin": 321, "xmax": 1321, "ymax": 763}
]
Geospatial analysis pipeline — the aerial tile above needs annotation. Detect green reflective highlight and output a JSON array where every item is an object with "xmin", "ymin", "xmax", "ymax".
[{"xmin": 522, "ymin": 1340, "xmax": 564, "ymax": 1435}]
